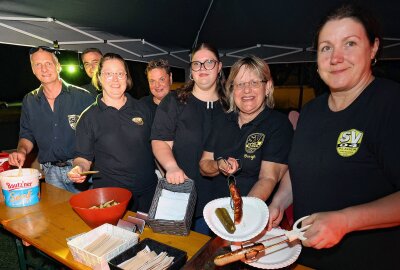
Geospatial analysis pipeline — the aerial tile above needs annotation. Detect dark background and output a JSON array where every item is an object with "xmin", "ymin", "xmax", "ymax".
[{"xmin": 1, "ymin": 43, "xmax": 400, "ymax": 150}]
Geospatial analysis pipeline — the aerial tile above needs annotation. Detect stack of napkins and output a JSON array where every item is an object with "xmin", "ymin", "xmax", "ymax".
[
  {"xmin": 154, "ymin": 189, "xmax": 189, "ymax": 220},
  {"xmin": 118, "ymin": 246, "xmax": 174, "ymax": 270}
]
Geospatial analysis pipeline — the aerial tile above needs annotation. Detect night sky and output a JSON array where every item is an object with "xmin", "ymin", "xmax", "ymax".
[{"xmin": 0, "ymin": 43, "xmax": 185, "ymax": 103}]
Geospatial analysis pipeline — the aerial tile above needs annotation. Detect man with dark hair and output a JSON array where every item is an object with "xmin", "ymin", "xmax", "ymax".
[
  {"xmin": 81, "ymin": 48, "xmax": 103, "ymax": 96},
  {"xmin": 8, "ymin": 46, "xmax": 94, "ymax": 193},
  {"xmin": 141, "ymin": 59, "xmax": 172, "ymax": 115}
]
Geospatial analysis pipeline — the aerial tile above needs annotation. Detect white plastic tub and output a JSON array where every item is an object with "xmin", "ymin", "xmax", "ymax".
[{"xmin": 0, "ymin": 168, "xmax": 41, "ymax": 207}]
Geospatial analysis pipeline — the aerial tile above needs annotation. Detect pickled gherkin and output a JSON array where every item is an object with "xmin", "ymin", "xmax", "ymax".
[{"xmin": 215, "ymin": 207, "xmax": 236, "ymax": 234}]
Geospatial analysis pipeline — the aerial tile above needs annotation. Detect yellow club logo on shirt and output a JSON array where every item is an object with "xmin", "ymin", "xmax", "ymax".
[
  {"xmin": 337, "ymin": 129, "xmax": 363, "ymax": 157},
  {"xmin": 245, "ymin": 133, "xmax": 265, "ymax": 154},
  {"xmin": 132, "ymin": 117, "xmax": 144, "ymax": 125}
]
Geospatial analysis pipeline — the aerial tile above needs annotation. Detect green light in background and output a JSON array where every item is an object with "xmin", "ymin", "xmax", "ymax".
[{"xmin": 67, "ymin": 65, "xmax": 77, "ymax": 73}]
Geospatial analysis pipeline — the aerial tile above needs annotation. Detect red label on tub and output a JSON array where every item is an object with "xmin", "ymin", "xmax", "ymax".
[{"xmin": 6, "ymin": 181, "xmax": 33, "ymax": 191}]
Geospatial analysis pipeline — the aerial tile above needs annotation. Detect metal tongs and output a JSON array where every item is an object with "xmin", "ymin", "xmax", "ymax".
[
  {"xmin": 227, "ymin": 174, "xmax": 236, "ymax": 210},
  {"xmin": 214, "ymin": 216, "xmax": 311, "ymax": 266}
]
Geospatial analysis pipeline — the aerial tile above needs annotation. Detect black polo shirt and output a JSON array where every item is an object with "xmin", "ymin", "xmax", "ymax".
[
  {"xmin": 19, "ymin": 80, "xmax": 94, "ymax": 163},
  {"xmin": 140, "ymin": 95, "xmax": 158, "ymax": 117},
  {"xmin": 289, "ymin": 78, "xmax": 400, "ymax": 269},
  {"xmin": 81, "ymin": 83, "xmax": 99, "ymax": 97},
  {"xmin": 75, "ymin": 93, "xmax": 157, "ymax": 194},
  {"xmin": 204, "ymin": 108, "xmax": 293, "ymax": 202},
  {"xmin": 151, "ymin": 92, "xmax": 225, "ymax": 217}
]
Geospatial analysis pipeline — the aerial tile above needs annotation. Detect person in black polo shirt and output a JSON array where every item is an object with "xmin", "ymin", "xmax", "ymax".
[
  {"xmin": 268, "ymin": 4, "xmax": 400, "ymax": 269},
  {"xmin": 141, "ymin": 59, "xmax": 172, "ymax": 116},
  {"xmin": 8, "ymin": 46, "xmax": 94, "ymax": 193},
  {"xmin": 151, "ymin": 43, "xmax": 229, "ymax": 234},
  {"xmin": 67, "ymin": 53, "xmax": 157, "ymax": 212},
  {"xmin": 199, "ymin": 56, "xmax": 293, "ymax": 204},
  {"xmin": 81, "ymin": 48, "xmax": 103, "ymax": 97}
]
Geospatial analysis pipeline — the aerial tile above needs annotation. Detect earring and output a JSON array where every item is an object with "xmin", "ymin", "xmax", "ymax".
[
  {"xmin": 218, "ymin": 72, "xmax": 222, "ymax": 79},
  {"xmin": 189, "ymin": 73, "xmax": 193, "ymax": 80},
  {"xmin": 372, "ymin": 58, "xmax": 377, "ymax": 66}
]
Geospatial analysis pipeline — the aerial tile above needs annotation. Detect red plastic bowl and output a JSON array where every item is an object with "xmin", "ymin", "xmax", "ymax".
[{"xmin": 69, "ymin": 187, "xmax": 132, "ymax": 228}]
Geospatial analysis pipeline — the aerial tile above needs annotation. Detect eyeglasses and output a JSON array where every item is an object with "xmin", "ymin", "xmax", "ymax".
[
  {"xmin": 233, "ymin": 80, "xmax": 267, "ymax": 91},
  {"xmin": 29, "ymin": 46, "xmax": 57, "ymax": 55},
  {"xmin": 190, "ymin": 59, "xmax": 218, "ymax": 71},
  {"xmin": 101, "ymin": 72, "xmax": 127, "ymax": 80}
]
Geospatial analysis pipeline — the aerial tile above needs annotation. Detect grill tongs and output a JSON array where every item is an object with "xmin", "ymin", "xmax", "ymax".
[{"xmin": 214, "ymin": 216, "xmax": 310, "ymax": 266}]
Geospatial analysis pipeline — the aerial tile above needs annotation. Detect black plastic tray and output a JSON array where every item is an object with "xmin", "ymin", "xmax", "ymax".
[{"xmin": 108, "ymin": 238, "xmax": 187, "ymax": 270}]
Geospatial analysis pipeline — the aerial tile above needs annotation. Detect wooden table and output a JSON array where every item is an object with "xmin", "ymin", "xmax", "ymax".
[
  {"xmin": 2, "ymin": 183, "xmax": 311, "ymax": 270},
  {"xmin": 3, "ymin": 192, "xmax": 210, "ymax": 269}
]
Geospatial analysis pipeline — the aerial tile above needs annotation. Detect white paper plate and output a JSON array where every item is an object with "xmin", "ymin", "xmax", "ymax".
[
  {"xmin": 203, "ymin": 197, "xmax": 269, "ymax": 242},
  {"xmin": 231, "ymin": 228, "xmax": 302, "ymax": 269}
]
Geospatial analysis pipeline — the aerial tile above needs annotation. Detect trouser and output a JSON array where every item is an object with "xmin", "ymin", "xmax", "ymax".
[{"xmin": 40, "ymin": 160, "xmax": 89, "ymax": 193}]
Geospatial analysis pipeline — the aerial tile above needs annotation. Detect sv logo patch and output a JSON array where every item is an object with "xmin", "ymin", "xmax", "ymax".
[{"xmin": 336, "ymin": 129, "xmax": 363, "ymax": 157}]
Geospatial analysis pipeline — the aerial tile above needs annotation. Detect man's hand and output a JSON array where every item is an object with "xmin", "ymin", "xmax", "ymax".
[
  {"xmin": 8, "ymin": 151, "xmax": 26, "ymax": 168},
  {"xmin": 67, "ymin": 166, "xmax": 87, "ymax": 183}
]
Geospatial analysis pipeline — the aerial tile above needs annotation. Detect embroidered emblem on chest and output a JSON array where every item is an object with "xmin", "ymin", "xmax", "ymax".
[
  {"xmin": 336, "ymin": 129, "xmax": 364, "ymax": 157},
  {"xmin": 132, "ymin": 117, "xmax": 144, "ymax": 125},
  {"xmin": 67, "ymin": 114, "xmax": 80, "ymax": 130},
  {"xmin": 245, "ymin": 133, "xmax": 265, "ymax": 154}
]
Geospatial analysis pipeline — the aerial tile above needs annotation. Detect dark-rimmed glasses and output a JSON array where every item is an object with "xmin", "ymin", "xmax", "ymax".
[
  {"xmin": 190, "ymin": 59, "xmax": 218, "ymax": 71},
  {"xmin": 233, "ymin": 80, "xmax": 267, "ymax": 91}
]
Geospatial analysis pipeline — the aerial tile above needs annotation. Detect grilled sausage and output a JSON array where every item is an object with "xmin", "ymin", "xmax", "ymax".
[
  {"xmin": 229, "ymin": 182, "xmax": 243, "ymax": 224},
  {"xmin": 214, "ymin": 243, "xmax": 264, "ymax": 266}
]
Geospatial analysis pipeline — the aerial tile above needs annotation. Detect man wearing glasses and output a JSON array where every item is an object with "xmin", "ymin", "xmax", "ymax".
[
  {"xmin": 8, "ymin": 46, "xmax": 94, "ymax": 193},
  {"xmin": 141, "ymin": 59, "xmax": 173, "ymax": 115},
  {"xmin": 81, "ymin": 48, "xmax": 103, "ymax": 97}
]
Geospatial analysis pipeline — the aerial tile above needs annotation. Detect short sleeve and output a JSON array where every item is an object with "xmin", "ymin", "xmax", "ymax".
[
  {"xmin": 150, "ymin": 93, "xmax": 180, "ymax": 141},
  {"xmin": 74, "ymin": 107, "xmax": 95, "ymax": 161},
  {"xmin": 203, "ymin": 116, "xmax": 220, "ymax": 155},
  {"xmin": 19, "ymin": 95, "xmax": 36, "ymax": 144},
  {"xmin": 262, "ymin": 115, "xmax": 293, "ymax": 164},
  {"xmin": 377, "ymin": 95, "xmax": 400, "ymax": 190}
]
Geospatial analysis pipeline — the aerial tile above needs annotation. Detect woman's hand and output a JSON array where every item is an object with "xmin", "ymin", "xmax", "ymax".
[
  {"xmin": 301, "ymin": 211, "xmax": 349, "ymax": 249},
  {"xmin": 217, "ymin": 157, "xmax": 240, "ymax": 176},
  {"xmin": 267, "ymin": 203, "xmax": 285, "ymax": 231},
  {"xmin": 67, "ymin": 165, "xmax": 87, "ymax": 183},
  {"xmin": 165, "ymin": 166, "xmax": 188, "ymax": 184}
]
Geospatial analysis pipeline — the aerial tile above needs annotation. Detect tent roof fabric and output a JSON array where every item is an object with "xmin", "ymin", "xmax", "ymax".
[{"xmin": 0, "ymin": 0, "xmax": 399, "ymax": 68}]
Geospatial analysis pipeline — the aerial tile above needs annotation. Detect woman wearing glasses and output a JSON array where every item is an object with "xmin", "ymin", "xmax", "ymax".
[
  {"xmin": 151, "ymin": 43, "xmax": 228, "ymax": 234},
  {"xmin": 68, "ymin": 53, "xmax": 157, "ymax": 212},
  {"xmin": 199, "ymin": 56, "xmax": 293, "ymax": 204}
]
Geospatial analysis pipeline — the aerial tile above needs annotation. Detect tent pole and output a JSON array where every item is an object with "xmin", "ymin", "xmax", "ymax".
[
  {"xmin": 191, "ymin": 0, "xmax": 214, "ymax": 51},
  {"xmin": 297, "ymin": 64, "xmax": 304, "ymax": 110}
]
